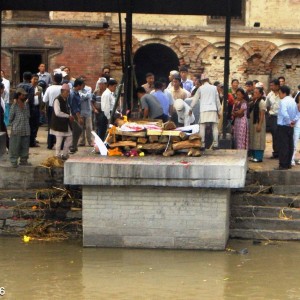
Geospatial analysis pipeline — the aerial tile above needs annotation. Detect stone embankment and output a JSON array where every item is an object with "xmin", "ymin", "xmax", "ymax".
[
  {"xmin": 231, "ymin": 169, "xmax": 300, "ymax": 240},
  {"xmin": 2, "ymin": 164, "xmax": 300, "ymax": 241},
  {"xmin": 0, "ymin": 174, "xmax": 82, "ymax": 239},
  {"xmin": 1, "ymin": 128, "xmax": 300, "ymax": 241}
]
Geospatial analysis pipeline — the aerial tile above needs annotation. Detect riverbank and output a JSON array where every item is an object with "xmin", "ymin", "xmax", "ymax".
[{"xmin": 1, "ymin": 127, "xmax": 300, "ymax": 240}]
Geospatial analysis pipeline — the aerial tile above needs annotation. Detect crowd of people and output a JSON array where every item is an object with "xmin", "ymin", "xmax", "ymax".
[
  {"xmin": 137, "ymin": 68, "xmax": 300, "ymax": 170},
  {"xmin": 0, "ymin": 62, "xmax": 299, "ymax": 171},
  {"xmin": 0, "ymin": 64, "xmax": 117, "ymax": 167}
]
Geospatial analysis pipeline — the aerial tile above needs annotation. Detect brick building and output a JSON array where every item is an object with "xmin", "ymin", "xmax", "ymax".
[{"xmin": 1, "ymin": 0, "xmax": 300, "ymax": 91}]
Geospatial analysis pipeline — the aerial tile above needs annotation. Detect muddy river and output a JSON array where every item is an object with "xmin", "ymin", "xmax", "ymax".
[{"xmin": 1, "ymin": 237, "xmax": 300, "ymax": 299}]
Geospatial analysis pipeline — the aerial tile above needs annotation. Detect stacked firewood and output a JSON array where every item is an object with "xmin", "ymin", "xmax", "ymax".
[{"xmin": 106, "ymin": 120, "xmax": 202, "ymax": 157}]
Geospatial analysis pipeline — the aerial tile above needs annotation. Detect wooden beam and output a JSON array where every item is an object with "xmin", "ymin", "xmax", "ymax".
[
  {"xmin": 0, "ymin": 0, "xmax": 242, "ymax": 16},
  {"xmin": 109, "ymin": 141, "xmax": 137, "ymax": 148},
  {"xmin": 172, "ymin": 140, "xmax": 201, "ymax": 151}
]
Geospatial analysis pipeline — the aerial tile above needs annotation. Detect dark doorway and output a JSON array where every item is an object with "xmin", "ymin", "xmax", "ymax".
[
  {"xmin": 134, "ymin": 44, "xmax": 179, "ymax": 86},
  {"xmin": 19, "ymin": 54, "xmax": 42, "ymax": 82}
]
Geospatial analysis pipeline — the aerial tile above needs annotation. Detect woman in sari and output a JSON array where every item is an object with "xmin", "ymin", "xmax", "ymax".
[
  {"xmin": 249, "ymin": 87, "xmax": 266, "ymax": 162},
  {"xmin": 232, "ymin": 88, "xmax": 248, "ymax": 150}
]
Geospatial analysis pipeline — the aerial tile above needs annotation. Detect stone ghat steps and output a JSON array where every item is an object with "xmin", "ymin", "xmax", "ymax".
[
  {"xmin": 0, "ymin": 189, "xmax": 82, "ymax": 236},
  {"xmin": 235, "ymin": 185, "xmax": 300, "ymax": 195},
  {"xmin": 231, "ymin": 217, "xmax": 300, "ymax": 231},
  {"xmin": 231, "ymin": 193, "xmax": 300, "ymax": 207},
  {"xmin": 246, "ymin": 171, "xmax": 300, "ymax": 187},
  {"xmin": 230, "ymin": 187, "xmax": 300, "ymax": 240},
  {"xmin": 232, "ymin": 205, "xmax": 300, "ymax": 219},
  {"xmin": 0, "ymin": 205, "xmax": 82, "ymax": 221},
  {"xmin": 230, "ymin": 229, "xmax": 300, "ymax": 240},
  {"xmin": 0, "ymin": 189, "xmax": 38, "ymax": 200},
  {"xmin": 0, "ymin": 165, "xmax": 64, "ymax": 189}
]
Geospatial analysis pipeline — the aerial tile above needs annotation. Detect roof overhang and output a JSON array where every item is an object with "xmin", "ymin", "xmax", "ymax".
[{"xmin": 0, "ymin": 0, "xmax": 242, "ymax": 16}]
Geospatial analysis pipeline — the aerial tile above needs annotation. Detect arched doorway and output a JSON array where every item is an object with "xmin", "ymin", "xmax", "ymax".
[
  {"xmin": 134, "ymin": 43, "xmax": 179, "ymax": 86},
  {"xmin": 270, "ymin": 48, "xmax": 300, "ymax": 91}
]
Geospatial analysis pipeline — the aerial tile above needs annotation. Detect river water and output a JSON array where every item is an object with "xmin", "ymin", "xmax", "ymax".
[{"xmin": 1, "ymin": 237, "xmax": 300, "ymax": 300}]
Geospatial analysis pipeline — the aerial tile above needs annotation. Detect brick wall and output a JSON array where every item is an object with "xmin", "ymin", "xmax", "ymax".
[
  {"xmin": 1, "ymin": 26, "xmax": 112, "ymax": 88},
  {"xmin": 82, "ymin": 186, "xmax": 230, "ymax": 250}
]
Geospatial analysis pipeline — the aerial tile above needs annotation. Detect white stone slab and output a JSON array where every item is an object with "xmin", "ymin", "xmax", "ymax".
[{"xmin": 64, "ymin": 150, "xmax": 247, "ymax": 188}]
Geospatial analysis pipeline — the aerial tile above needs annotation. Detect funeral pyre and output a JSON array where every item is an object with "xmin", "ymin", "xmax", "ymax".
[{"xmin": 103, "ymin": 119, "xmax": 202, "ymax": 157}]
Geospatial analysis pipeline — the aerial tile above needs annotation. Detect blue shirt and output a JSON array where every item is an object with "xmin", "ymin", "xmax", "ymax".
[
  {"xmin": 79, "ymin": 87, "xmax": 92, "ymax": 117},
  {"xmin": 68, "ymin": 90, "xmax": 81, "ymax": 115},
  {"xmin": 277, "ymin": 96, "xmax": 298, "ymax": 126},
  {"xmin": 181, "ymin": 79, "xmax": 193, "ymax": 93},
  {"xmin": 152, "ymin": 90, "xmax": 169, "ymax": 116}
]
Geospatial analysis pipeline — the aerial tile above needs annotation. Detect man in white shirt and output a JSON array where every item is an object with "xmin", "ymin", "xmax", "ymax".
[
  {"xmin": 30, "ymin": 74, "xmax": 43, "ymax": 146},
  {"xmin": 43, "ymin": 73, "xmax": 62, "ymax": 149},
  {"xmin": 100, "ymin": 79, "xmax": 118, "ymax": 140},
  {"xmin": 266, "ymin": 79, "xmax": 280, "ymax": 159},
  {"xmin": 78, "ymin": 78, "xmax": 93, "ymax": 147},
  {"xmin": 190, "ymin": 75, "xmax": 221, "ymax": 150},
  {"xmin": 1, "ymin": 70, "xmax": 10, "ymax": 126},
  {"xmin": 167, "ymin": 70, "xmax": 180, "ymax": 90}
]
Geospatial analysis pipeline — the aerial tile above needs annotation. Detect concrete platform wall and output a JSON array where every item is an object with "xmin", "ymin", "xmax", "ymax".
[{"xmin": 83, "ymin": 186, "xmax": 230, "ymax": 250}]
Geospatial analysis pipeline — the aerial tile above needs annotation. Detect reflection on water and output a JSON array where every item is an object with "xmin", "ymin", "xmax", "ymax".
[{"xmin": 1, "ymin": 238, "xmax": 300, "ymax": 299}]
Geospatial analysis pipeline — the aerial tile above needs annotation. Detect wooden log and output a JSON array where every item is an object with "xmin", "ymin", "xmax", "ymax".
[
  {"xmin": 187, "ymin": 148, "xmax": 201, "ymax": 157},
  {"xmin": 109, "ymin": 141, "xmax": 137, "ymax": 148},
  {"xmin": 147, "ymin": 129, "xmax": 186, "ymax": 138},
  {"xmin": 146, "ymin": 129, "xmax": 162, "ymax": 136},
  {"xmin": 133, "ymin": 119, "xmax": 162, "ymax": 126},
  {"xmin": 172, "ymin": 140, "xmax": 201, "ymax": 150},
  {"xmin": 163, "ymin": 149, "xmax": 175, "ymax": 157},
  {"xmin": 180, "ymin": 133, "xmax": 189, "ymax": 141},
  {"xmin": 149, "ymin": 135, "xmax": 159, "ymax": 143},
  {"xmin": 189, "ymin": 133, "xmax": 201, "ymax": 141},
  {"xmin": 137, "ymin": 143, "xmax": 167, "ymax": 151},
  {"xmin": 171, "ymin": 136, "xmax": 182, "ymax": 143},
  {"xmin": 158, "ymin": 135, "xmax": 170, "ymax": 143},
  {"xmin": 164, "ymin": 131, "xmax": 187, "ymax": 139},
  {"xmin": 137, "ymin": 137, "xmax": 148, "ymax": 144},
  {"xmin": 115, "ymin": 128, "xmax": 146, "ymax": 137},
  {"xmin": 163, "ymin": 121, "xmax": 176, "ymax": 130},
  {"xmin": 122, "ymin": 136, "xmax": 137, "ymax": 142}
]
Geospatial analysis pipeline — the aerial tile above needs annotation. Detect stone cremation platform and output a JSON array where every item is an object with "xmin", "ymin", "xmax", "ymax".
[{"xmin": 64, "ymin": 150, "xmax": 247, "ymax": 250}]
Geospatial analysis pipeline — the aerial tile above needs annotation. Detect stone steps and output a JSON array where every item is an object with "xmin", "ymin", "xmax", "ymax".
[
  {"xmin": 0, "ymin": 188, "xmax": 82, "ymax": 236},
  {"xmin": 0, "ymin": 165, "xmax": 64, "ymax": 189},
  {"xmin": 231, "ymin": 193, "xmax": 300, "ymax": 207},
  {"xmin": 231, "ymin": 205, "xmax": 300, "ymax": 219},
  {"xmin": 246, "ymin": 171, "xmax": 300, "ymax": 186},
  {"xmin": 230, "ymin": 228, "xmax": 300, "ymax": 240},
  {"xmin": 230, "ymin": 188, "xmax": 300, "ymax": 240},
  {"xmin": 0, "ymin": 189, "xmax": 38, "ymax": 200},
  {"xmin": 231, "ymin": 217, "xmax": 300, "ymax": 231}
]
